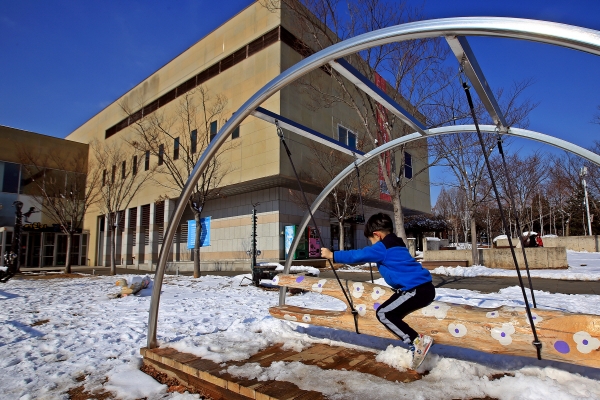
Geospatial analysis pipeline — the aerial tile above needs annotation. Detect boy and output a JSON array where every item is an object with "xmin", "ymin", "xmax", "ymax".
[{"xmin": 320, "ymin": 213, "xmax": 435, "ymax": 369}]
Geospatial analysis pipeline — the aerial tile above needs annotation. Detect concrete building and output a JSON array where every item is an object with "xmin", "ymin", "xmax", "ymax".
[
  {"xmin": 0, "ymin": 125, "xmax": 90, "ymax": 267},
  {"xmin": 66, "ymin": 1, "xmax": 431, "ymax": 271}
]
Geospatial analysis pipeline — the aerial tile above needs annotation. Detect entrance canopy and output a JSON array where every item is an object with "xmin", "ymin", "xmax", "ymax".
[{"xmin": 148, "ymin": 17, "xmax": 600, "ymax": 348}]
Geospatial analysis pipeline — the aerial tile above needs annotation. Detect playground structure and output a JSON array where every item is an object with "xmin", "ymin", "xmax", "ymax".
[{"xmin": 146, "ymin": 17, "xmax": 600, "ymax": 368}]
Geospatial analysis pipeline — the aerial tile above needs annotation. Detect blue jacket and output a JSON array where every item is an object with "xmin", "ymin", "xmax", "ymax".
[{"xmin": 333, "ymin": 233, "xmax": 431, "ymax": 291}]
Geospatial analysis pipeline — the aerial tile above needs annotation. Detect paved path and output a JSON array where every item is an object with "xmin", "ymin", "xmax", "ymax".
[
  {"xmin": 71, "ymin": 266, "xmax": 600, "ymax": 296},
  {"xmin": 320, "ymin": 271, "xmax": 600, "ymax": 295}
]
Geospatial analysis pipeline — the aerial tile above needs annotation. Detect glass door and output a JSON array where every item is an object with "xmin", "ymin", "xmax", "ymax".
[{"xmin": 43, "ymin": 233, "xmax": 55, "ymax": 267}]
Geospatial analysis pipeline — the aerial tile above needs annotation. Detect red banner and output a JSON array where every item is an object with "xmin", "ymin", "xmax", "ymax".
[{"xmin": 375, "ymin": 72, "xmax": 392, "ymax": 202}]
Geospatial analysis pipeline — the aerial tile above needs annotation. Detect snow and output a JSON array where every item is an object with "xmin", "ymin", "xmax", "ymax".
[
  {"xmin": 338, "ymin": 262, "xmax": 377, "ymax": 272},
  {"xmin": 432, "ymin": 251, "xmax": 600, "ymax": 281},
  {"xmin": 1, "ymin": 266, "xmax": 600, "ymax": 399},
  {"xmin": 259, "ymin": 262, "xmax": 320, "ymax": 276},
  {"xmin": 493, "ymin": 235, "xmax": 508, "ymax": 243}
]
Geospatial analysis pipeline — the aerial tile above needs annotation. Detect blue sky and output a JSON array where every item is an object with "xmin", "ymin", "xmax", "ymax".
[{"xmin": 1, "ymin": 0, "xmax": 599, "ymax": 204}]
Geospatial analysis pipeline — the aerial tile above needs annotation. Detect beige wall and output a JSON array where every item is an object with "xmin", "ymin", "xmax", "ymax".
[
  {"xmin": 495, "ymin": 236, "xmax": 600, "ymax": 252},
  {"xmin": 1, "ymin": 125, "xmax": 88, "ymax": 168},
  {"xmin": 424, "ymin": 247, "xmax": 568, "ymax": 269},
  {"xmin": 64, "ymin": 2, "xmax": 432, "ymax": 266}
]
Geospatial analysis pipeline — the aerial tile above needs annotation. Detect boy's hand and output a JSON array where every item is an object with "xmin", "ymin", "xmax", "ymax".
[{"xmin": 321, "ymin": 247, "xmax": 333, "ymax": 260}]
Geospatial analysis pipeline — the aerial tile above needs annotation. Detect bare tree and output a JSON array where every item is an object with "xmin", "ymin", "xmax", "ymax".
[
  {"xmin": 593, "ymin": 105, "xmax": 600, "ymax": 126},
  {"xmin": 432, "ymin": 186, "xmax": 468, "ymax": 244},
  {"xmin": 91, "ymin": 140, "xmax": 154, "ymax": 275},
  {"xmin": 261, "ymin": 0, "xmax": 451, "ymax": 241},
  {"xmin": 433, "ymin": 78, "xmax": 537, "ymax": 263},
  {"xmin": 304, "ymin": 139, "xmax": 378, "ymax": 249},
  {"xmin": 18, "ymin": 146, "xmax": 101, "ymax": 273},
  {"xmin": 494, "ymin": 150, "xmax": 548, "ymax": 239},
  {"xmin": 547, "ymin": 151, "xmax": 588, "ymax": 236},
  {"xmin": 126, "ymin": 87, "xmax": 236, "ymax": 278}
]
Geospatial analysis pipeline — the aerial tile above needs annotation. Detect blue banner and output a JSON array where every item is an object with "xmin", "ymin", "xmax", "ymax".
[
  {"xmin": 284, "ymin": 225, "xmax": 296, "ymax": 258},
  {"xmin": 187, "ymin": 217, "xmax": 211, "ymax": 249}
]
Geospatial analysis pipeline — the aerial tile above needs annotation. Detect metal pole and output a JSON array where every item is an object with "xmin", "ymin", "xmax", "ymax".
[
  {"xmin": 581, "ymin": 167, "xmax": 593, "ymax": 235},
  {"xmin": 251, "ymin": 204, "xmax": 258, "ymax": 286}
]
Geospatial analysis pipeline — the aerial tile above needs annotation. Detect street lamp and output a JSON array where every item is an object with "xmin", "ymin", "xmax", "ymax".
[{"xmin": 580, "ymin": 166, "xmax": 593, "ymax": 236}]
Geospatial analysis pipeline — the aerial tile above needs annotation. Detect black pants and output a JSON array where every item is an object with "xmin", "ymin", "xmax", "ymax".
[{"xmin": 375, "ymin": 281, "xmax": 435, "ymax": 343}]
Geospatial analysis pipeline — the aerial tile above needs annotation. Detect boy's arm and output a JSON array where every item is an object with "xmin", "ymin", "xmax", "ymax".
[{"xmin": 333, "ymin": 244, "xmax": 385, "ymax": 264}]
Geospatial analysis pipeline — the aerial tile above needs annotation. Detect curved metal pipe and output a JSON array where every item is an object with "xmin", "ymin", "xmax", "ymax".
[
  {"xmin": 279, "ymin": 124, "xmax": 600, "ymax": 304},
  {"xmin": 148, "ymin": 17, "xmax": 600, "ymax": 348}
]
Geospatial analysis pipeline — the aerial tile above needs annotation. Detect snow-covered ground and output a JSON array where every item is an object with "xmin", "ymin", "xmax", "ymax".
[
  {"xmin": 1, "ymin": 270, "xmax": 600, "ymax": 399},
  {"xmin": 432, "ymin": 251, "xmax": 600, "ymax": 281}
]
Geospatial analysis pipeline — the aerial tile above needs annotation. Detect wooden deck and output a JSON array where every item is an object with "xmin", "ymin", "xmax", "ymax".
[{"xmin": 140, "ymin": 343, "xmax": 421, "ymax": 399}]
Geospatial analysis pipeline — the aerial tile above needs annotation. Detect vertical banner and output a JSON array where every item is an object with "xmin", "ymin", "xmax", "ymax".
[
  {"xmin": 284, "ymin": 225, "xmax": 296, "ymax": 259},
  {"xmin": 375, "ymin": 72, "xmax": 392, "ymax": 202},
  {"xmin": 187, "ymin": 217, "xmax": 211, "ymax": 249},
  {"xmin": 307, "ymin": 226, "xmax": 322, "ymax": 258}
]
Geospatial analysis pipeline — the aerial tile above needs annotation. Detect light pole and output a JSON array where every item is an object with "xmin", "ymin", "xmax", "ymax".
[{"xmin": 580, "ymin": 166, "xmax": 593, "ymax": 236}]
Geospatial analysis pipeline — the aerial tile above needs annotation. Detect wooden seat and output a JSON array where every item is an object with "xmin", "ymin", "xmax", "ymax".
[{"xmin": 269, "ymin": 274, "xmax": 600, "ymax": 369}]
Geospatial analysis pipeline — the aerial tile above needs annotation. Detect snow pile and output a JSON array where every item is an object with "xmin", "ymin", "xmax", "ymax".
[
  {"xmin": 375, "ymin": 344, "xmax": 413, "ymax": 370},
  {"xmin": 338, "ymin": 262, "xmax": 377, "ymax": 272},
  {"xmin": 104, "ymin": 364, "xmax": 167, "ymax": 399},
  {"xmin": 493, "ymin": 235, "xmax": 508, "ymax": 243},
  {"xmin": 431, "ymin": 251, "xmax": 600, "ymax": 281},
  {"xmin": 259, "ymin": 262, "xmax": 320, "ymax": 276},
  {"xmin": 1, "ymin": 269, "xmax": 600, "ymax": 399}
]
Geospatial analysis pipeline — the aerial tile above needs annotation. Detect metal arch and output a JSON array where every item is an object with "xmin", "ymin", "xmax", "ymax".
[
  {"xmin": 446, "ymin": 36, "xmax": 509, "ymax": 130},
  {"xmin": 147, "ymin": 17, "xmax": 600, "ymax": 348},
  {"xmin": 279, "ymin": 124, "xmax": 600, "ymax": 304}
]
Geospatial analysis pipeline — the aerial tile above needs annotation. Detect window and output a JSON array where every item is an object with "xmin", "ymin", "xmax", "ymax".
[
  {"xmin": 210, "ymin": 121, "xmax": 218, "ymax": 142},
  {"xmin": 102, "ymin": 169, "xmax": 106, "ymax": 186},
  {"xmin": 191, "ymin": 130, "xmax": 197, "ymax": 153},
  {"xmin": 158, "ymin": 144, "xmax": 164, "ymax": 166},
  {"xmin": 132, "ymin": 155, "xmax": 138, "ymax": 176},
  {"xmin": 144, "ymin": 150, "xmax": 150, "ymax": 171},
  {"xmin": 111, "ymin": 165, "xmax": 116, "ymax": 184},
  {"xmin": 404, "ymin": 152, "xmax": 413, "ymax": 179},
  {"xmin": 338, "ymin": 125, "xmax": 357, "ymax": 149},
  {"xmin": 0, "ymin": 161, "xmax": 20, "ymax": 193},
  {"xmin": 121, "ymin": 161, "xmax": 126, "ymax": 179},
  {"xmin": 174, "ymin": 137, "xmax": 180, "ymax": 160},
  {"xmin": 231, "ymin": 113, "xmax": 240, "ymax": 139}
]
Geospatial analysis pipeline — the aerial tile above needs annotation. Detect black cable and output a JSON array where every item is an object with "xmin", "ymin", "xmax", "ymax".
[
  {"xmin": 496, "ymin": 136, "xmax": 538, "ymax": 308},
  {"xmin": 462, "ymin": 82, "xmax": 542, "ymax": 360},
  {"xmin": 276, "ymin": 121, "xmax": 361, "ymax": 334}
]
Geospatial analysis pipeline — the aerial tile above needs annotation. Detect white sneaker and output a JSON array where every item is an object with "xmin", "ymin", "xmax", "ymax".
[{"xmin": 410, "ymin": 334, "xmax": 433, "ymax": 369}]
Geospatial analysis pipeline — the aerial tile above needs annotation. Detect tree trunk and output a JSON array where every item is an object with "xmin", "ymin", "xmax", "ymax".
[
  {"xmin": 110, "ymin": 228, "xmax": 117, "ymax": 275},
  {"xmin": 338, "ymin": 220, "xmax": 344, "ymax": 251},
  {"xmin": 193, "ymin": 212, "xmax": 201, "ymax": 278},
  {"xmin": 471, "ymin": 217, "xmax": 479, "ymax": 265},
  {"xmin": 64, "ymin": 232, "xmax": 72, "ymax": 274},
  {"xmin": 392, "ymin": 194, "xmax": 408, "ymax": 243}
]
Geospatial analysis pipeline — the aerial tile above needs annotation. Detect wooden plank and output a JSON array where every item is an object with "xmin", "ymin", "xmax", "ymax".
[
  {"xmin": 143, "ymin": 357, "xmax": 249, "ymax": 400},
  {"xmin": 141, "ymin": 343, "xmax": 423, "ymax": 399},
  {"xmin": 271, "ymin": 274, "xmax": 600, "ymax": 369}
]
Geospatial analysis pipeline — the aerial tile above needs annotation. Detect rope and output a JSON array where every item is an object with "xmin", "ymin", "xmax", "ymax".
[
  {"xmin": 352, "ymin": 153, "xmax": 373, "ymax": 283},
  {"xmin": 461, "ymin": 80, "xmax": 542, "ymax": 360},
  {"xmin": 275, "ymin": 121, "xmax": 361, "ymax": 334},
  {"xmin": 496, "ymin": 135, "xmax": 538, "ymax": 308}
]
